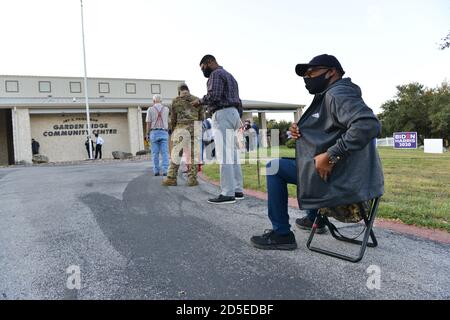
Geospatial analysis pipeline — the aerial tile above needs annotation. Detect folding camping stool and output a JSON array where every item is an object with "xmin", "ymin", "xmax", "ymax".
[{"xmin": 306, "ymin": 197, "xmax": 381, "ymax": 263}]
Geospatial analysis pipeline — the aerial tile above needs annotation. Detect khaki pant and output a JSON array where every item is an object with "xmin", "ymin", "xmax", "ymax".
[
  {"xmin": 212, "ymin": 108, "xmax": 243, "ymax": 196},
  {"xmin": 167, "ymin": 124, "xmax": 201, "ymax": 181}
]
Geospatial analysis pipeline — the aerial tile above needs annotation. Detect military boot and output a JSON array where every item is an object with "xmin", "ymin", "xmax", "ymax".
[
  {"xmin": 187, "ymin": 178, "xmax": 199, "ymax": 187},
  {"xmin": 161, "ymin": 177, "xmax": 177, "ymax": 186}
]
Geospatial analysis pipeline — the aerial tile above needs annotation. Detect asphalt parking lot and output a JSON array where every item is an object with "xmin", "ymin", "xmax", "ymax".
[{"xmin": 0, "ymin": 161, "xmax": 449, "ymax": 299}]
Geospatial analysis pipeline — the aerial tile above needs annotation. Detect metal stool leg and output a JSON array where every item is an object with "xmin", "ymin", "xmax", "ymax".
[{"xmin": 306, "ymin": 198, "xmax": 380, "ymax": 263}]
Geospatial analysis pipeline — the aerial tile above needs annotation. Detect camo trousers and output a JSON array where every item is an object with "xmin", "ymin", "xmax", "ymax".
[{"xmin": 167, "ymin": 124, "xmax": 201, "ymax": 181}]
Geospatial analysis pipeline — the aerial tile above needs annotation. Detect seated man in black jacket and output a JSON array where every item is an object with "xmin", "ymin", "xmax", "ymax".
[{"xmin": 251, "ymin": 54, "xmax": 384, "ymax": 250}]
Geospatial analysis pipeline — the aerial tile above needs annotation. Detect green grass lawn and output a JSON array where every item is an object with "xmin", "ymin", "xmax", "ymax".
[{"xmin": 202, "ymin": 146, "xmax": 450, "ymax": 232}]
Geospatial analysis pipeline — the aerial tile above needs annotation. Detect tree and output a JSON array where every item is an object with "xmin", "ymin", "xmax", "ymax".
[
  {"xmin": 379, "ymin": 82, "xmax": 450, "ymax": 145},
  {"xmin": 267, "ymin": 120, "xmax": 291, "ymax": 145},
  {"xmin": 439, "ymin": 31, "xmax": 450, "ymax": 50},
  {"xmin": 379, "ymin": 83, "xmax": 429, "ymax": 142},
  {"xmin": 427, "ymin": 82, "xmax": 450, "ymax": 146}
]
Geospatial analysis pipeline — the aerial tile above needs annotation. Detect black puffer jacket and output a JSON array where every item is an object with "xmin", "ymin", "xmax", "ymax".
[{"xmin": 296, "ymin": 78, "xmax": 384, "ymax": 209}]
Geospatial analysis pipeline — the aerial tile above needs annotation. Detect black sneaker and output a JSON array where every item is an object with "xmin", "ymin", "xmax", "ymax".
[
  {"xmin": 235, "ymin": 192, "xmax": 245, "ymax": 200},
  {"xmin": 251, "ymin": 230, "xmax": 297, "ymax": 250},
  {"xmin": 295, "ymin": 216, "xmax": 327, "ymax": 234},
  {"xmin": 207, "ymin": 195, "xmax": 236, "ymax": 204},
  {"xmin": 154, "ymin": 173, "xmax": 160, "ymax": 176}
]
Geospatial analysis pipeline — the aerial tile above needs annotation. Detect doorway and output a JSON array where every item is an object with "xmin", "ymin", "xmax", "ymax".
[{"xmin": 0, "ymin": 109, "xmax": 15, "ymax": 165}]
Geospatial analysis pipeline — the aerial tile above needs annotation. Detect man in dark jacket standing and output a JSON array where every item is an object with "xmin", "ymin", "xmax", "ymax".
[
  {"xmin": 31, "ymin": 139, "xmax": 40, "ymax": 155},
  {"xmin": 84, "ymin": 136, "xmax": 94, "ymax": 159},
  {"xmin": 251, "ymin": 54, "xmax": 384, "ymax": 250}
]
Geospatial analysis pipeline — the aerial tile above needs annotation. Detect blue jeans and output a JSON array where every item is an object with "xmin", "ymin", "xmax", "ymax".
[
  {"xmin": 267, "ymin": 158, "xmax": 318, "ymax": 235},
  {"xmin": 150, "ymin": 130, "xmax": 169, "ymax": 175}
]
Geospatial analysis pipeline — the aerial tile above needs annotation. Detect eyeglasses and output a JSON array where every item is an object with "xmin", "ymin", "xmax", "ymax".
[{"xmin": 303, "ymin": 67, "xmax": 330, "ymax": 78}]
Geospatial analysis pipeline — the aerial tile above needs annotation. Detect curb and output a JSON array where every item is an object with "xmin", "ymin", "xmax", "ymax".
[{"xmin": 0, "ymin": 156, "xmax": 151, "ymax": 168}]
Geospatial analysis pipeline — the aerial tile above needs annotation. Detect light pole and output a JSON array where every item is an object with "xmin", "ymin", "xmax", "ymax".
[{"xmin": 80, "ymin": 0, "xmax": 93, "ymax": 159}]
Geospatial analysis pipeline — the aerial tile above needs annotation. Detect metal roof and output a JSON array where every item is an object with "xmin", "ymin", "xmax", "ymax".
[
  {"xmin": 0, "ymin": 74, "xmax": 185, "ymax": 83},
  {"xmin": 0, "ymin": 97, "xmax": 303, "ymax": 112}
]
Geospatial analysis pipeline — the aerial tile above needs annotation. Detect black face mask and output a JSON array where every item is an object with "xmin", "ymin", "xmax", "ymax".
[
  {"xmin": 304, "ymin": 71, "xmax": 331, "ymax": 94},
  {"xmin": 202, "ymin": 66, "xmax": 213, "ymax": 78}
]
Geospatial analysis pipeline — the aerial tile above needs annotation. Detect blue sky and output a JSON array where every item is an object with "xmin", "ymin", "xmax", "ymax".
[{"xmin": 0, "ymin": 0, "xmax": 448, "ymax": 120}]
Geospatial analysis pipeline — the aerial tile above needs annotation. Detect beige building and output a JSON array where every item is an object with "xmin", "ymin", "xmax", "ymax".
[{"xmin": 0, "ymin": 75, "xmax": 303, "ymax": 165}]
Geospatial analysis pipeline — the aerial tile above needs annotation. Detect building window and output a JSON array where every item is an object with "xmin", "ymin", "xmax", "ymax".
[
  {"xmin": 39, "ymin": 81, "xmax": 51, "ymax": 93},
  {"xmin": 126, "ymin": 83, "xmax": 136, "ymax": 94},
  {"xmin": 70, "ymin": 82, "xmax": 82, "ymax": 93},
  {"xmin": 151, "ymin": 84, "xmax": 161, "ymax": 94},
  {"xmin": 5, "ymin": 80, "xmax": 19, "ymax": 93},
  {"xmin": 99, "ymin": 82, "xmax": 110, "ymax": 94}
]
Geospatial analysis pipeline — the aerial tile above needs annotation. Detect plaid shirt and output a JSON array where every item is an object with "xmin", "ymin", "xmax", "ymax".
[{"xmin": 200, "ymin": 66, "xmax": 241, "ymax": 113}]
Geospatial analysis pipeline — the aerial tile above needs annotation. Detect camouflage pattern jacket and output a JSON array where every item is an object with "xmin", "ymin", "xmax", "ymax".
[{"xmin": 170, "ymin": 93, "xmax": 204, "ymax": 131}]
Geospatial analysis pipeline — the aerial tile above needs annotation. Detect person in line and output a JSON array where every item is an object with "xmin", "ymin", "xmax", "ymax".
[
  {"xmin": 85, "ymin": 136, "xmax": 94, "ymax": 159},
  {"xmin": 146, "ymin": 94, "xmax": 170, "ymax": 176},
  {"xmin": 162, "ymin": 83, "xmax": 203, "ymax": 186},
  {"xmin": 252, "ymin": 121, "xmax": 259, "ymax": 148},
  {"xmin": 202, "ymin": 117, "xmax": 215, "ymax": 161},
  {"xmin": 31, "ymin": 138, "xmax": 40, "ymax": 155},
  {"xmin": 243, "ymin": 120, "xmax": 252, "ymax": 152},
  {"xmin": 192, "ymin": 54, "xmax": 244, "ymax": 204},
  {"xmin": 94, "ymin": 133, "xmax": 104, "ymax": 160}
]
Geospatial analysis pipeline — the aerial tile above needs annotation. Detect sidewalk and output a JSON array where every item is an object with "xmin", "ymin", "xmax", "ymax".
[{"xmin": 0, "ymin": 154, "xmax": 151, "ymax": 168}]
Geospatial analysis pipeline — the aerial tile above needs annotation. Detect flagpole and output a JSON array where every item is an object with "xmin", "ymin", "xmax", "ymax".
[{"xmin": 80, "ymin": 0, "xmax": 93, "ymax": 159}]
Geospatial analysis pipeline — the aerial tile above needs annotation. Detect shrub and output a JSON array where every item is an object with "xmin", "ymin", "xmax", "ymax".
[{"xmin": 285, "ymin": 138, "xmax": 296, "ymax": 149}]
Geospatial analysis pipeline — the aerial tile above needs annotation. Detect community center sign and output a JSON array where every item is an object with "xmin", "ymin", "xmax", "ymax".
[
  {"xmin": 393, "ymin": 132, "xmax": 417, "ymax": 149},
  {"xmin": 42, "ymin": 117, "xmax": 119, "ymax": 137}
]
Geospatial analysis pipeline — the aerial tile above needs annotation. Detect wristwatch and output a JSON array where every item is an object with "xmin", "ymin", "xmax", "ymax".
[{"xmin": 328, "ymin": 154, "xmax": 341, "ymax": 165}]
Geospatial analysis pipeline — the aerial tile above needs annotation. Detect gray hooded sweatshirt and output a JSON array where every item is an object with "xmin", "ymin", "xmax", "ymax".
[{"xmin": 296, "ymin": 78, "xmax": 384, "ymax": 209}]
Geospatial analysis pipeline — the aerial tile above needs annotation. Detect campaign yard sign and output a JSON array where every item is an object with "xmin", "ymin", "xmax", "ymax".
[{"xmin": 394, "ymin": 132, "xmax": 418, "ymax": 149}]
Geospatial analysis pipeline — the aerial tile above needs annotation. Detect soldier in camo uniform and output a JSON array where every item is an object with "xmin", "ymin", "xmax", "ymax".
[{"xmin": 162, "ymin": 83, "xmax": 204, "ymax": 187}]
